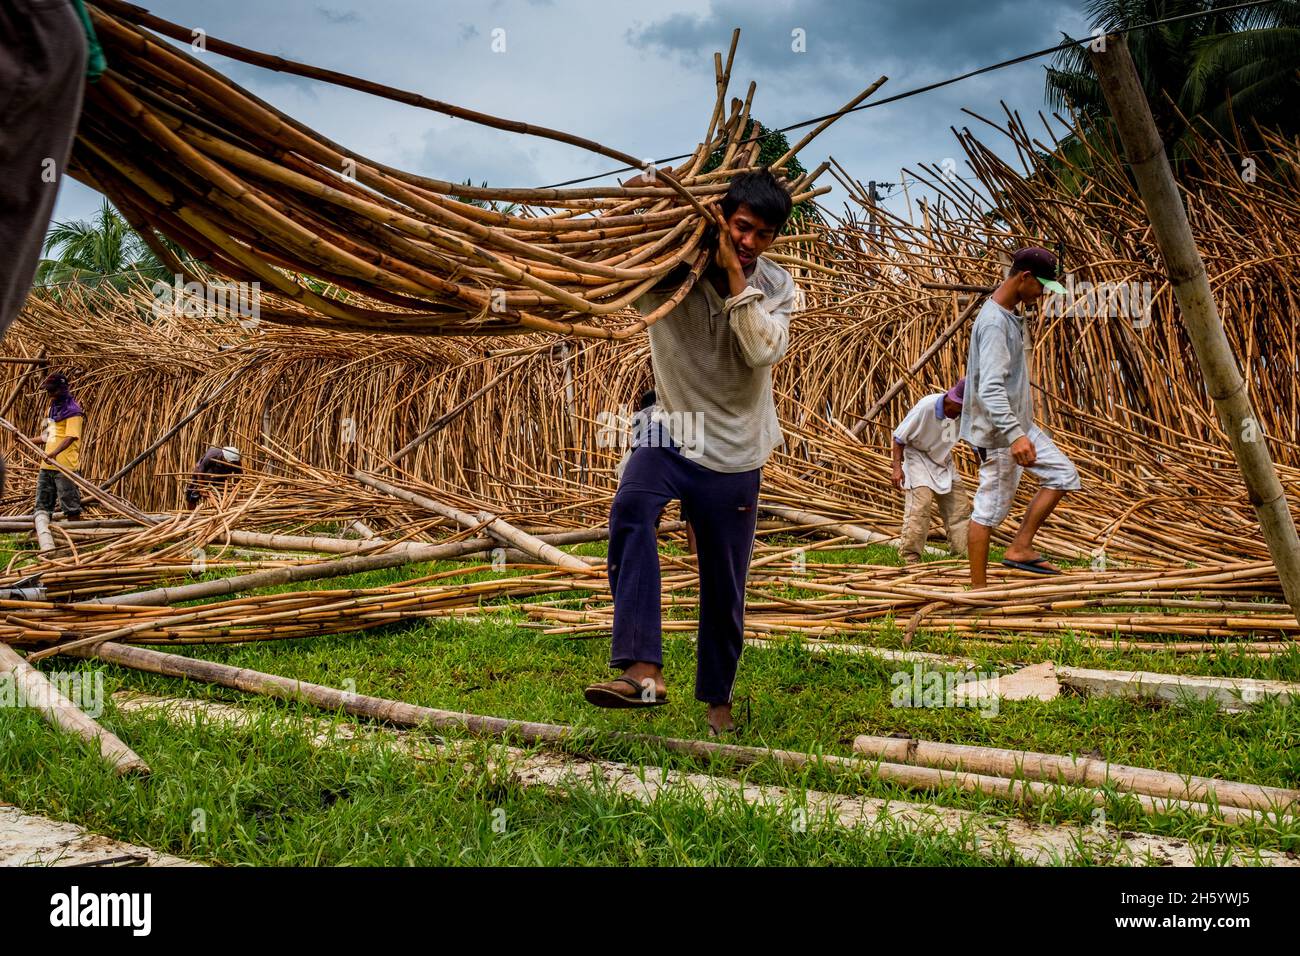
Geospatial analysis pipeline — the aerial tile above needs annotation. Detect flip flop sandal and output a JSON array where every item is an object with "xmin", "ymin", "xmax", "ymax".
[
  {"xmin": 583, "ymin": 674, "xmax": 668, "ymax": 709},
  {"xmin": 707, "ymin": 724, "xmax": 738, "ymax": 738},
  {"xmin": 707, "ymin": 695, "xmax": 751, "ymax": 737},
  {"xmin": 1001, "ymin": 557, "xmax": 1063, "ymax": 575}
]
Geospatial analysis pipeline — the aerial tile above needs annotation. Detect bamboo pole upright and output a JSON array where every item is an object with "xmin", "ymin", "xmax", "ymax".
[{"xmin": 1089, "ymin": 34, "xmax": 1300, "ymax": 623}]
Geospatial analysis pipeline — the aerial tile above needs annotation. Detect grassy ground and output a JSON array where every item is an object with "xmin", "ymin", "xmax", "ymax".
[
  {"xmin": 2, "ymin": 538, "xmax": 1298, "ymax": 865},
  {"xmin": 1, "ymin": 703, "xmax": 1008, "ymax": 866}
]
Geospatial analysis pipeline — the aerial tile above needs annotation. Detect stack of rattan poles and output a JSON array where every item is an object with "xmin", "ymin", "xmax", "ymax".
[
  {"xmin": 70, "ymin": 1, "xmax": 872, "ymax": 337},
  {"xmin": 1, "ymin": 552, "xmax": 1293, "ymax": 654},
  {"xmin": 3, "ymin": 281, "xmax": 1296, "ymax": 567},
  {"xmin": 10, "ymin": 77, "xmax": 1300, "ymax": 569}
]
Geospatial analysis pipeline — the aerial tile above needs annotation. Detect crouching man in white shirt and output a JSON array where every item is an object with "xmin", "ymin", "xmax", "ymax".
[{"xmin": 891, "ymin": 379, "xmax": 971, "ymax": 564}]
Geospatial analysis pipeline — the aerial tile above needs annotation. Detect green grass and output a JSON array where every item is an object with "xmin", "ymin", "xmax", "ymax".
[
  {"xmin": 2, "ymin": 540, "xmax": 1298, "ymax": 865},
  {"xmin": 0, "ymin": 701, "xmax": 1005, "ymax": 866}
]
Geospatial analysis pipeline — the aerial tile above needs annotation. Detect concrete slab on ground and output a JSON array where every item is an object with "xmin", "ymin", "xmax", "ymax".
[
  {"xmin": 951, "ymin": 661, "xmax": 1062, "ymax": 704},
  {"xmin": 0, "ymin": 806, "xmax": 199, "ymax": 867}
]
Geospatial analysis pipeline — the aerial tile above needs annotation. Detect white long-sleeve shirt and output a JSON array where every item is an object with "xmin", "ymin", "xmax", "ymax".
[{"xmin": 635, "ymin": 256, "xmax": 796, "ymax": 473}]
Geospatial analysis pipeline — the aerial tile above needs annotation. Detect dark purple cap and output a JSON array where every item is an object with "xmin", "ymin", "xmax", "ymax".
[{"xmin": 1010, "ymin": 247, "xmax": 1066, "ymax": 294}]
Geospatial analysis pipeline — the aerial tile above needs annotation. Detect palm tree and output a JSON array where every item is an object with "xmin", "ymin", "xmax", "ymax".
[
  {"xmin": 35, "ymin": 198, "xmax": 187, "ymax": 297},
  {"xmin": 454, "ymin": 179, "xmax": 519, "ymax": 216},
  {"xmin": 1046, "ymin": 0, "xmax": 1300, "ymax": 151},
  {"xmin": 1184, "ymin": 1, "xmax": 1300, "ymax": 137}
]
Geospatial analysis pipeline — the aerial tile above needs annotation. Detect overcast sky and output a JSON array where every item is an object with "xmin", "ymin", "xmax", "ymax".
[{"xmin": 53, "ymin": 0, "xmax": 1096, "ymax": 229}]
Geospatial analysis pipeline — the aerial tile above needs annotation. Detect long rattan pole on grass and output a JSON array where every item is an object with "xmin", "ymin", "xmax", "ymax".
[
  {"xmin": 65, "ymin": 641, "xmax": 1273, "ymax": 824},
  {"xmin": 852, "ymin": 735, "xmax": 1299, "ymax": 815},
  {"xmin": 80, "ymin": 536, "xmax": 509, "ymax": 610},
  {"xmin": 759, "ymin": 502, "xmax": 896, "ymax": 546},
  {"xmin": 0, "ymin": 641, "xmax": 149, "ymax": 776},
  {"xmin": 353, "ymin": 471, "xmax": 593, "ymax": 573}
]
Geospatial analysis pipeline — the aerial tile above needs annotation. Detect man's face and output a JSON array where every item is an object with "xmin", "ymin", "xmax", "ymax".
[
  {"xmin": 942, "ymin": 398, "xmax": 962, "ymax": 419},
  {"xmin": 1017, "ymin": 270, "xmax": 1045, "ymax": 304},
  {"xmin": 725, "ymin": 203, "xmax": 779, "ymax": 270}
]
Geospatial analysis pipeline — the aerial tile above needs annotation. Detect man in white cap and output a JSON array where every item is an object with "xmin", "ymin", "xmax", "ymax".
[
  {"xmin": 891, "ymin": 378, "xmax": 971, "ymax": 564},
  {"xmin": 184, "ymin": 445, "xmax": 243, "ymax": 509}
]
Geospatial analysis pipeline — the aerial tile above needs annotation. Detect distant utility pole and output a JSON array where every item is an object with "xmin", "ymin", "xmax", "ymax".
[
  {"xmin": 1090, "ymin": 33, "xmax": 1300, "ymax": 624},
  {"xmin": 865, "ymin": 180, "xmax": 893, "ymax": 235}
]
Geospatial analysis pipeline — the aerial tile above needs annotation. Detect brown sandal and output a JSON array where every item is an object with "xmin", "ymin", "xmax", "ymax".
[{"xmin": 583, "ymin": 674, "xmax": 668, "ymax": 709}]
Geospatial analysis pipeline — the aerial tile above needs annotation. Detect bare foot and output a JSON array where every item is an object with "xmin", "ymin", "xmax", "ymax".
[{"xmin": 707, "ymin": 702, "xmax": 735, "ymax": 736}]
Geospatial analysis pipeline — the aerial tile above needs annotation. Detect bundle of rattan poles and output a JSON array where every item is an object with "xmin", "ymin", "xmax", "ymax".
[{"xmin": 68, "ymin": 0, "xmax": 878, "ymax": 337}]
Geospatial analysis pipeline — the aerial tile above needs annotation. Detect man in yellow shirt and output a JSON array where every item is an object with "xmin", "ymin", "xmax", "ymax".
[{"xmin": 33, "ymin": 371, "xmax": 84, "ymax": 520}]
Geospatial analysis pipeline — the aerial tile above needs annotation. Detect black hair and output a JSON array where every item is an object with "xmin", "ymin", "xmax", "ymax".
[
  {"xmin": 638, "ymin": 389, "xmax": 656, "ymax": 410},
  {"xmin": 720, "ymin": 170, "xmax": 793, "ymax": 231}
]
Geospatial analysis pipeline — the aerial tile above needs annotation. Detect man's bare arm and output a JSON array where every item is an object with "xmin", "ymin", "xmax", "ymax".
[{"xmin": 891, "ymin": 439, "xmax": 905, "ymax": 489}]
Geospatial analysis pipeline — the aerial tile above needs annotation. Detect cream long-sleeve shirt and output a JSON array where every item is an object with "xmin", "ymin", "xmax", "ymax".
[{"xmin": 635, "ymin": 256, "xmax": 796, "ymax": 473}]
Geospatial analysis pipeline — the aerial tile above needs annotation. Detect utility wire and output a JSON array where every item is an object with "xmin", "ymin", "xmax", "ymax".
[{"xmin": 540, "ymin": 0, "xmax": 1281, "ymax": 189}]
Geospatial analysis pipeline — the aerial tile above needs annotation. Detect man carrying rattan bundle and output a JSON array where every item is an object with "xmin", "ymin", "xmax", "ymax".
[
  {"xmin": 891, "ymin": 378, "xmax": 971, "ymax": 564},
  {"xmin": 1, "ymin": 1, "xmax": 102, "ymax": 498},
  {"xmin": 0, "ymin": 0, "xmax": 101, "ymax": 341},
  {"xmin": 962, "ymin": 247, "xmax": 1081, "ymax": 588},
  {"xmin": 583, "ymin": 169, "xmax": 797, "ymax": 737}
]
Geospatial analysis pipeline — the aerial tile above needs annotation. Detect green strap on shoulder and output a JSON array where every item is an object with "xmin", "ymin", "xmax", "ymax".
[{"xmin": 69, "ymin": 0, "xmax": 107, "ymax": 81}]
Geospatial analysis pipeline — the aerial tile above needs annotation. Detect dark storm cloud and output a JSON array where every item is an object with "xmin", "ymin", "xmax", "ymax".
[
  {"xmin": 630, "ymin": 0, "xmax": 1083, "ymax": 72},
  {"xmin": 619, "ymin": 0, "xmax": 1093, "ymax": 207},
  {"xmin": 316, "ymin": 7, "xmax": 361, "ymax": 24}
]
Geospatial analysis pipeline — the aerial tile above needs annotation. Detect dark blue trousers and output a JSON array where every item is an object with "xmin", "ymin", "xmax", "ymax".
[{"xmin": 607, "ymin": 445, "xmax": 761, "ymax": 704}]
